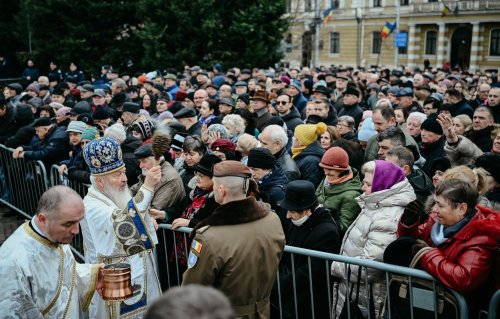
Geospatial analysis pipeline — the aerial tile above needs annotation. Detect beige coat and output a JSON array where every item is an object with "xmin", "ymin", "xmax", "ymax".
[{"xmin": 183, "ymin": 197, "xmax": 285, "ymax": 319}]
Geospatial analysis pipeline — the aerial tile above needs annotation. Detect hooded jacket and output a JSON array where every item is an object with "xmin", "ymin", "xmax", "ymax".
[
  {"xmin": 293, "ymin": 141, "xmax": 325, "ymax": 188},
  {"xmin": 398, "ymin": 205, "xmax": 500, "ymax": 317},
  {"xmin": 331, "ymin": 178, "xmax": 416, "ymax": 318},
  {"xmin": 316, "ymin": 168, "xmax": 362, "ymax": 236},
  {"xmin": 258, "ymin": 165, "xmax": 289, "ymax": 229}
]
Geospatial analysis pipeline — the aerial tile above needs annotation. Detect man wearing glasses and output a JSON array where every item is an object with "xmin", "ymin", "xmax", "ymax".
[{"xmin": 276, "ymin": 93, "xmax": 302, "ymax": 133}]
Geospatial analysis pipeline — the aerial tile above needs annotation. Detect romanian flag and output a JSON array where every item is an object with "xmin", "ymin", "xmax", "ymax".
[
  {"xmin": 381, "ymin": 21, "xmax": 396, "ymax": 39},
  {"xmin": 441, "ymin": 4, "xmax": 451, "ymax": 16},
  {"xmin": 323, "ymin": 6, "xmax": 334, "ymax": 24}
]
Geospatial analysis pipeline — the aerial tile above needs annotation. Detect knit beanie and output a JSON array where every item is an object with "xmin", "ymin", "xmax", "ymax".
[
  {"xmin": 358, "ymin": 117, "xmax": 377, "ymax": 142},
  {"xmin": 420, "ymin": 113, "xmax": 443, "ymax": 135},
  {"xmin": 134, "ymin": 119, "xmax": 155, "ymax": 139},
  {"xmin": 247, "ymin": 147, "xmax": 276, "ymax": 169},
  {"xmin": 171, "ymin": 133, "xmax": 186, "ymax": 152},
  {"xmin": 66, "ymin": 121, "xmax": 87, "ymax": 134},
  {"xmin": 294, "ymin": 122, "xmax": 327, "ymax": 146},
  {"xmin": 26, "ymin": 82, "xmax": 40, "ymax": 94},
  {"xmin": 81, "ymin": 127, "xmax": 100, "ymax": 141},
  {"xmin": 371, "ymin": 160, "xmax": 405, "ymax": 193},
  {"xmin": 319, "ymin": 147, "xmax": 349, "ymax": 170},
  {"xmin": 56, "ymin": 106, "xmax": 72, "ymax": 117}
]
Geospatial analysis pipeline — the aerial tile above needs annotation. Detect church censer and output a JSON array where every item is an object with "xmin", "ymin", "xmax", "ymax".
[{"xmin": 101, "ymin": 263, "xmax": 133, "ymax": 301}]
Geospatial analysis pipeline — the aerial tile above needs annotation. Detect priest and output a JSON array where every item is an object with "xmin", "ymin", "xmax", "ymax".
[
  {"xmin": 0, "ymin": 186, "xmax": 103, "ymax": 318},
  {"xmin": 81, "ymin": 137, "xmax": 162, "ymax": 318}
]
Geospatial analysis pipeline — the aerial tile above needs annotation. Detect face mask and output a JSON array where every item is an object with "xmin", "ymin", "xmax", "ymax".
[{"xmin": 291, "ymin": 215, "xmax": 309, "ymax": 227}]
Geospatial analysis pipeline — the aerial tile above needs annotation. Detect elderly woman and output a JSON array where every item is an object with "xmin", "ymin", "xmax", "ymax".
[
  {"xmin": 336, "ymin": 115, "xmax": 358, "ymax": 142},
  {"xmin": 316, "ymin": 146, "xmax": 362, "ymax": 237},
  {"xmin": 398, "ymin": 179, "xmax": 500, "ymax": 317},
  {"xmin": 236, "ymin": 133, "xmax": 260, "ymax": 165},
  {"xmin": 222, "ymin": 114, "xmax": 246, "ymax": 143},
  {"xmin": 405, "ymin": 112, "xmax": 426, "ymax": 143},
  {"xmin": 331, "ymin": 160, "xmax": 416, "ymax": 318}
]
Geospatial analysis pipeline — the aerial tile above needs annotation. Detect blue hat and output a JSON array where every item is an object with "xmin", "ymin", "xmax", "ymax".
[
  {"xmin": 358, "ymin": 117, "xmax": 377, "ymax": 142},
  {"xmin": 396, "ymin": 87, "xmax": 413, "ymax": 97},
  {"xmin": 290, "ymin": 80, "xmax": 302, "ymax": 91},
  {"xmin": 83, "ymin": 137, "xmax": 125, "ymax": 176}
]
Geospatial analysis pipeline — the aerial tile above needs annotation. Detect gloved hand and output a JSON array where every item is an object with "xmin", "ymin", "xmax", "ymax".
[{"xmin": 402, "ymin": 199, "xmax": 424, "ymax": 226}]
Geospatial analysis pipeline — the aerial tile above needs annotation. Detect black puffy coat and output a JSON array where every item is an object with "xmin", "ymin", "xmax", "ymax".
[{"xmin": 272, "ymin": 206, "xmax": 340, "ymax": 319}]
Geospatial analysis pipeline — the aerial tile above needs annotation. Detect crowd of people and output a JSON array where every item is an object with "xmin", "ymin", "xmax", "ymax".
[{"xmin": 0, "ymin": 61, "xmax": 499, "ymax": 318}]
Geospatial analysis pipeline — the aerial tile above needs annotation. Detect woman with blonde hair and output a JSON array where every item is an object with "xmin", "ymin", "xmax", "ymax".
[
  {"xmin": 453, "ymin": 114, "xmax": 472, "ymax": 136},
  {"xmin": 440, "ymin": 165, "xmax": 491, "ymax": 207}
]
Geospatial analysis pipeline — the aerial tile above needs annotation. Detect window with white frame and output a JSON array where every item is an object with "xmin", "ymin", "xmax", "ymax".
[
  {"xmin": 425, "ymin": 30, "xmax": 437, "ymax": 55},
  {"xmin": 490, "ymin": 29, "xmax": 500, "ymax": 56},
  {"xmin": 330, "ymin": 32, "xmax": 340, "ymax": 54}
]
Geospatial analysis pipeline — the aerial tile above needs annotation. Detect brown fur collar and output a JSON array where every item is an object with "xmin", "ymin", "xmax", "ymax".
[{"xmin": 190, "ymin": 196, "xmax": 269, "ymax": 238}]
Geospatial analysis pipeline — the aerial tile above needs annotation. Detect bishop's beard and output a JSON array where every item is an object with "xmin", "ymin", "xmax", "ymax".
[{"xmin": 103, "ymin": 180, "xmax": 132, "ymax": 210}]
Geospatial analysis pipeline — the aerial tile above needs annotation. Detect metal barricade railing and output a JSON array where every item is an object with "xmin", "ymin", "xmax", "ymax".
[
  {"xmin": 0, "ymin": 144, "xmax": 85, "ymax": 261},
  {"xmin": 488, "ymin": 290, "xmax": 500, "ymax": 319},
  {"xmin": 157, "ymin": 223, "xmax": 471, "ymax": 319},
  {"xmin": 0, "ymin": 144, "xmax": 49, "ymax": 218}
]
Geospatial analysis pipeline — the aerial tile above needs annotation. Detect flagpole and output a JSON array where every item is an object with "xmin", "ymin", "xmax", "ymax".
[
  {"xmin": 313, "ymin": 0, "xmax": 320, "ymax": 67},
  {"xmin": 394, "ymin": 0, "xmax": 400, "ymax": 68}
]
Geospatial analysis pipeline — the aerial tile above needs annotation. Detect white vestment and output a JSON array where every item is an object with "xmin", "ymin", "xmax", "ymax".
[
  {"xmin": 82, "ymin": 185, "xmax": 161, "ymax": 319},
  {"xmin": 0, "ymin": 222, "xmax": 98, "ymax": 318}
]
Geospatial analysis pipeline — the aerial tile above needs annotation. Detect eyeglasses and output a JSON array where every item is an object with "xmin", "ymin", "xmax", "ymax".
[{"xmin": 276, "ymin": 101, "xmax": 289, "ymax": 105}]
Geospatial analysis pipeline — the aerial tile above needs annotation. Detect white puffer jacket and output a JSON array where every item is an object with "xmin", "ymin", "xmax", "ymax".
[{"xmin": 331, "ymin": 178, "xmax": 416, "ymax": 318}]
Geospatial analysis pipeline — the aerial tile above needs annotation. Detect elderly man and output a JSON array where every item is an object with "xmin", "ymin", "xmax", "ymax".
[
  {"xmin": 0, "ymin": 186, "xmax": 103, "ymax": 318},
  {"xmin": 12, "ymin": 117, "xmax": 70, "ymax": 169},
  {"xmin": 488, "ymin": 87, "xmax": 500, "ymax": 123},
  {"xmin": 81, "ymin": 137, "xmax": 162, "ymax": 318},
  {"xmin": 259, "ymin": 124, "xmax": 300, "ymax": 181},
  {"xmin": 121, "ymin": 102, "xmax": 145, "ymax": 136},
  {"xmin": 251, "ymin": 90, "xmax": 272, "ymax": 131},
  {"xmin": 183, "ymin": 161, "xmax": 285, "ymax": 319},
  {"xmin": 193, "ymin": 89, "xmax": 209, "ymax": 109},
  {"xmin": 174, "ymin": 108, "xmax": 202, "ymax": 136}
]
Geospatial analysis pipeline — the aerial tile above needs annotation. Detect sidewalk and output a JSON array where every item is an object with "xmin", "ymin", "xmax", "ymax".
[{"xmin": 0, "ymin": 207, "xmax": 25, "ymax": 246}]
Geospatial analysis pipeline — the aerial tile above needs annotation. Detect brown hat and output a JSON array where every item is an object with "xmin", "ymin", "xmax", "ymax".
[
  {"xmin": 319, "ymin": 147, "xmax": 349, "ymax": 170},
  {"xmin": 212, "ymin": 161, "xmax": 252, "ymax": 178},
  {"xmin": 250, "ymin": 90, "xmax": 269, "ymax": 103}
]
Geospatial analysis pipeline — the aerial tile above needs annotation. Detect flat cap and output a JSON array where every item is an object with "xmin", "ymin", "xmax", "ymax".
[
  {"xmin": 173, "ymin": 107, "xmax": 197, "ymax": 119},
  {"xmin": 33, "ymin": 117, "xmax": 53, "ymax": 127},
  {"xmin": 93, "ymin": 89, "xmax": 105, "ymax": 97},
  {"xmin": 212, "ymin": 160, "xmax": 252, "ymax": 178},
  {"xmin": 396, "ymin": 87, "xmax": 413, "ymax": 97},
  {"xmin": 122, "ymin": 102, "xmax": 140, "ymax": 114},
  {"xmin": 234, "ymin": 81, "xmax": 248, "ymax": 87},
  {"xmin": 164, "ymin": 73, "xmax": 177, "ymax": 81},
  {"xmin": 219, "ymin": 97, "xmax": 235, "ymax": 107},
  {"xmin": 134, "ymin": 144, "xmax": 153, "ymax": 159}
]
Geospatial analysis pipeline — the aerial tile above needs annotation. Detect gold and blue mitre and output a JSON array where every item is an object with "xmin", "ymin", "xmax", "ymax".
[{"xmin": 83, "ymin": 137, "xmax": 124, "ymax": 176}]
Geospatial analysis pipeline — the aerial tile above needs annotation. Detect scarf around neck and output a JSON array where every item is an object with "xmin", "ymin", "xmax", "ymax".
[{"xmin": 430, "ymin": 214, "xmax": 473, "ymax": 246}]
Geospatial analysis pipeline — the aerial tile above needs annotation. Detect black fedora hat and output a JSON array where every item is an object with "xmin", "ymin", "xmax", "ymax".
[
  {"xmin": 279, "ymin": 180, "xmax": 317, "ymax": 211},
  {"xmin": 192, "ymin": 154, "xmax": 222, "ymax": 177}
]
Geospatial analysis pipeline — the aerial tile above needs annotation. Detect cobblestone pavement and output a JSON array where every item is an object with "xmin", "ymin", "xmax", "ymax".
[{"xmin": 0, "ymin": 206, "xmax": 25, "ymax": 246}]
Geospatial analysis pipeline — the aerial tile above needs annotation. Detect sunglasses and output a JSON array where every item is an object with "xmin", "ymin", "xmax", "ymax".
[{"xmin": 276, "ymin": 101, "xmax": 289, "ymax": 105}]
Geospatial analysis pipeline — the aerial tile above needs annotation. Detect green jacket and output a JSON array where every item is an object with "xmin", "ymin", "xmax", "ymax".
[{"xmin": 316, "ymin": 169, "xmax": 362, "ymax": 235}]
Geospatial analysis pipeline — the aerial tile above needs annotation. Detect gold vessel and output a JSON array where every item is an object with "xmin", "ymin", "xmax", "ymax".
[{"xmin": 101, "ymin": 263, "xmax": 133, "ymax": 301}]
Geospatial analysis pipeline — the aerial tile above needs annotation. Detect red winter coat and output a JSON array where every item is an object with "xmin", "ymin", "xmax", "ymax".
[{"xmin": 398, "ymin": 205, "xmax": 500, "ymax": 316}]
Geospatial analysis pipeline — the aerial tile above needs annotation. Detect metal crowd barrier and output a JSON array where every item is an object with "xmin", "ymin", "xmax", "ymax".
[
  {"xmin": 488, "ymin": 290, "xmax": 500, "ymax": 319},
  {"xmin": 2, "ymin": 143, "xmax": 498, "ymax": 318},
  {"xmin": 156, "ymin": 224, "xmax": 471, "ymax": 319},
  {"xmin": 0, "ymin": 144, "xmax": 84, "ymax": 260}
]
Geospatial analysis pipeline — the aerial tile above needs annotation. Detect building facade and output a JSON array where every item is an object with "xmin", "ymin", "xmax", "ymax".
[{"xmin": 282, "ymin": 0, "xmax": 500, "ymax": 71}]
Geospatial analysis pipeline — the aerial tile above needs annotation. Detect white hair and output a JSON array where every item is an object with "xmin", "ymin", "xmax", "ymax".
[
  {"xmin": 207, "ymin": 124, "xmax": 230, "ymax": 139},
  {"xmin": 262, "ymin": 124, "xmax": 288, "ymax": 146},
  {"xmin": 104, "ymin": 123, "xmax": 127, "ymax": 144},
  {"xmin": 90, "ymin": 175, "xmax": 131, "ymax": 209},
  {"xmin": 407, "ymin": 112, "xmax": 427, "ymax": 124},
  {"xmin": 222, "ymin": 114, "xmax": 245, "ymax": 135}
]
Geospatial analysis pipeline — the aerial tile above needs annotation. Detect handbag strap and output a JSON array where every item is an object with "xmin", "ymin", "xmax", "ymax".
[
  {"xmin": 354, "ymin": 265, "xmax": 362, "ymax": 303},
  {"xmin": 409, "ymin": 246, "xmax": 433, "ymax": 268}
]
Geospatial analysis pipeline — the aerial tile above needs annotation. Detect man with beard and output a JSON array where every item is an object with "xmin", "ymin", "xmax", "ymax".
[{"xmin": 81, "ymin": 137, "xmax": 163, "ymax": 318}]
